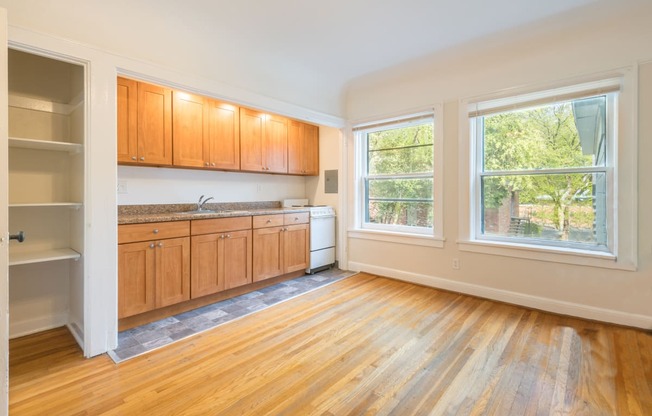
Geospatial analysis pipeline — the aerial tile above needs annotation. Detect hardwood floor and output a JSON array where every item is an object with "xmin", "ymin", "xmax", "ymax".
[{"xmin": 9, "ymin": 273, "xmax": 652, "ymax": 415}]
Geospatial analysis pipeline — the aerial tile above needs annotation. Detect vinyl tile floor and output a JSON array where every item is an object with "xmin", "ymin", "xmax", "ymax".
[{"xmin": 108, "ymin": 268, "xmax": 355, "ymax": 363}]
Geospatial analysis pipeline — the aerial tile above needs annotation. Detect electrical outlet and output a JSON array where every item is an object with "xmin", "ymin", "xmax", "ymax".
[
  {"xmin": 117, "ymin": 180, "xmax": 128, "ymax": 194},
  {"xmin": 452, "ymin": 258, "xmax": 460, "ymax": 270}
]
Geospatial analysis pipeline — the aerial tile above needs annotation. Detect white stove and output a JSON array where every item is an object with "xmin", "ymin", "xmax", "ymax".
[{"xmin": 283, "ymin": 199, "xmax": 336, "ymax": 273}]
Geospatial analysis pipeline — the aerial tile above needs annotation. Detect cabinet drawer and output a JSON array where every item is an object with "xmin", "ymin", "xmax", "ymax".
[
  {"xmin": 253, "ymin": 214, "xmax": 284, "ymax": 229},
  {"xmin": 119, "ymin": 221, "xmax": 190, "ymax": 244},
  {"xmin": 284, "ymin": 212, "xmax": 309, "ymax": 225},
  {"xmin": 191, "ymin": 216, "xmax": 252, "ymax": 235}
]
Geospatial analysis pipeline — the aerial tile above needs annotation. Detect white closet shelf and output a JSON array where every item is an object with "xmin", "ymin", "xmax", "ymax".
[
  {"xmin": 9, "ymin": 202, "xmax": 83, "ymax": 208},
  {"xmin": 8, "ymin": 137, "xmax": 82, "ymax": 154},
  {"xmin": 9, "ymin": 93, "xmax": 82, "ymax": 115},
  {"xmin": 9, "ymin": 248, "xmax": 81, "ymax": 266}
]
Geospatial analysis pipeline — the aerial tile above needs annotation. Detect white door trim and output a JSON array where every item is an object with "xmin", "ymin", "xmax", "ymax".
[{"xmin": 1, "ymin": 8, "xmax": 10, "ymax": 416}]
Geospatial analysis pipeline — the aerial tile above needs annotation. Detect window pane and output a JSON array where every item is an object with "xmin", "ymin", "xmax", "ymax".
[
  {"xmin": 366, "ymin": 177, "xmax": 433, "ymax": 228},
  {"xmin": 481, "ymin": 172, "xmax": 607, "ymax": 246},
  {"xmin": 483, "ymin": 96, "xmax": 607, "ymax": 171},
  {"xmin": 368, "ymin": 124, "xmax": 433, "ymax": 175}
]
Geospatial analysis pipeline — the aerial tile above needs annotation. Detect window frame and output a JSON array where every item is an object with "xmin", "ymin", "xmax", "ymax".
[
  {"xmin": 458, "ymin": 71, "xmax": 638, "ymax": 271},
  {"xmin": 472, "ymin": 92, "xmax": 617, "ymax": 252},
  {"xmin": 351, "ymin": 107, "xmax": 444, "ymax": 246}
]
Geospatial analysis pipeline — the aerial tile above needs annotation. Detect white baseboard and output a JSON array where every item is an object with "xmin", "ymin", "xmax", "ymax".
[
  {"xmin": 9, "ymin": 313, "xmax": 68, "ymax": 339},
  {"xmin": 67, "ymin": 321, "xmax": 85, "ymax": 352},
  {"xmin": 348, "ymin": 262, "xmax": 652, "ymax": 330}
]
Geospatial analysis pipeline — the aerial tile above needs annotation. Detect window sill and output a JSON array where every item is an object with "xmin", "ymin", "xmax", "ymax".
[
  {"xmin": 458, "ymin": 239, "xmax": 636, "ymax": 271},
  {"xmin": 348, "ymin": 229, "xmax": 445, "ymax": 248}
]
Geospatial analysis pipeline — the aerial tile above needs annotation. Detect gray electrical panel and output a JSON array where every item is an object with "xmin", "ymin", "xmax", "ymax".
[{"xmin": 325, "ymin": 169, "xmax": 338, "ymax": 194}]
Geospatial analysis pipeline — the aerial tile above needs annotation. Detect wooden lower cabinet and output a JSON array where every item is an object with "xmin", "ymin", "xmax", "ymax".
[
  {"xmin": 118, "ymin": 240, "xmax": 156, "ymax": 318},
  {"xmin": 118, "ymin": 214, "xmax": 308, "ymax": 321},
  {"xmin": 253, "ymin": 226, "xmax": 284, "ymax": 282},
  {"xmin": 118, "ymin": 236, "xmax": 190, "ymax": 318},
  {"xmin": 191, "ymin": 229, "xmax": 252, "ymax": 298},
  {"xmin": 253, "ymin": 214, "xmax": 310, "ymax": 282},
  {"xmin": 284, "ymin": 224, "xmax": 310, "ymax": 273},
  {"xmin": 157, "ymin": 237, "xmax": 191, "ymax": 307}
]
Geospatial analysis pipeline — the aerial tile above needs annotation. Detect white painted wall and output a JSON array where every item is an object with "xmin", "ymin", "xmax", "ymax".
[
  {"xmin": 306, "ymin": 126, "xmax": 344, "ymax": 262},
  {"xmin": 118, "ymin": 166, "xmax": 306, "ymax": 205},
  {"xmin": 306, "ymin": 126, "xmax": 342, "ymax": 210},
  {"xmin": 344, "ymin": 3, "xmax": 652, "ymax": 327}
]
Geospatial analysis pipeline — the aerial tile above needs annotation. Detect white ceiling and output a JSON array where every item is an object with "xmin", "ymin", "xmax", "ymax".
[{"xmin": 0, "ymin": 0, "xmax": 633, "ymax": 116}]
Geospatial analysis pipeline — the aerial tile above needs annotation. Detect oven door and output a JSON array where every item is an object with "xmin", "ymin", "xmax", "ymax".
[{"xmin": 310, "ymin": 215, "xmax": 335, "ymax": 251}]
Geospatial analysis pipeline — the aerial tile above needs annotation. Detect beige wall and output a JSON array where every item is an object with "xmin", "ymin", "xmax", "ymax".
[
  {"xmin": 344, "ymin": 3, "xmax": 652, "ymax": 326},
  {"xmin": 306, "ymin": 126, "xmax": 342, "ymax": 210}
]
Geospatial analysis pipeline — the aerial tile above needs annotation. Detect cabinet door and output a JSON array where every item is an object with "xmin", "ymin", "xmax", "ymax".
[
  {"xmin": 117, "ymin": 77, "xmax": 138, "ymax": 163},
  {"xmin": 284, "ymin": 223, "xmax": 309, "ymax": 273},
  {"xmin": 264, "ymin": 114, "xmax": 288, "ymax": 173},
  {"xmin": 118, "ymin": 241, "xmax": 156, "ymax": 318},
  {"xmin": 137, "ymin": 82, "xmax": 172, "ymax": 165},
  {"xmin": 287, "ymin": 119, "xmax": 304, "ymax": 175},
  {"xmin": 240, "ymin": 108, "xmax": 265, "ymax": 172},
  {"xmin": 173, "ymin": 91, "xmax": 206, "ymax": 168},
  {"xmin": 303, "ymin": 123, "xmax": 319, "ymax": 176},
  {"xmin": 191, "ymin": 233, "xmax": 225, "ymax": 299},
  {"xmin": 287, "ymin": 120, "xmax": 319, "ymax": 176},
  {"xmin": 206, "ymin": 99, "xmax": 240, "ymax": 170},
  {"xmin": 156, "ymin": 236, "xmax": 190, "ymax": 307},
  {"xmin": 253, "ymin": 226, "xmax": 283, "ymax": 282},
  {"xmin": 224, "ymin": 229, "xmax": 252, "ymax": 289}
]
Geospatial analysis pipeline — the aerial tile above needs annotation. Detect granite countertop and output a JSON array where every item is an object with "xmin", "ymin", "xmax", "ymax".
[{"xmin": 118, "ymin": 201, "xmax": 309, "ymax": 225}]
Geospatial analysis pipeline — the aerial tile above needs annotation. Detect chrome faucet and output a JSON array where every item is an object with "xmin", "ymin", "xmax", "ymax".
[{"xmin": 197, "ymin": 195, "xmax": 214, "ymax": 211}]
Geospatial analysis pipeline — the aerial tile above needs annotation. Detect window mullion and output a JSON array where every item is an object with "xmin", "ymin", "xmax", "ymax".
[
  {"xmin": 366, "ymin": 172, "xmax": 433, "ymax": 180},
  {"xmin": 481, "ymin": 166, "xmax": 608, "ymax": 176}
]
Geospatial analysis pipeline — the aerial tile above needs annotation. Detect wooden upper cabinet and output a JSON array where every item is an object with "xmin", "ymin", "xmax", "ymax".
[
  {"xmin": 240, "ymin": 108, "xmax": 289, "ymax": 173},
  {"xmin": 240, "ymin": 108, "xmax": 265, "ymax": 172},
  {"xmin": 173, "ymin": 91, "xmax": 207, "ymax": 168},
  {"xmin": 288, "ymin": 120, "xmax": 319, "ymax": 176},
  {"xmin": 117, "ymin": 77, "xmax": 138, "ymax": 163},
  {"xmin": 173, "ymin": 93, "xmax": 240, "ymax": 171},
  {"xmin": 117, "ymin": 77, "xmax": 316, "ymax": 176},
  {"xmin": 264, "ymin": 114, "xmax": 288, "ymax": 173},
  {"xmin": 304, "ymin": 123, "xmax": 319, "ymax": 176},
  {"xmin": 118, "ymin": 78, "xmax": 172, "ymax": 166},
  {"xmin": 206, "ymin": 99, "xmax": 240, "ymax": 170},
  {"xmin": 138, "ymin": 82, "xmax": 173, "ymax": 165}
]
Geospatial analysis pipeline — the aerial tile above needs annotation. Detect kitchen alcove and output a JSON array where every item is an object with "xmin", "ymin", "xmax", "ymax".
[{"xmin": 7, "ymin": 48, "xmax": 87, "ymax": 349}]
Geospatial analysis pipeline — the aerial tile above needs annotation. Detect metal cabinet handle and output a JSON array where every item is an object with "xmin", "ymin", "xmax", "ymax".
[
  {"xmin": 226, "ymin": 234, "xmax": 231, "ymax": 238},
  {"xmin": 266, "ymin": 219, "xmax": 272, "ymax": 224},
  {"xmin": 131, "ymin": 156, "xmax": 137, "ymax": 161},
  {"xmin": 149, "ymin": 243, "xmax": 155, "ymax": 248},
  {"xmin": 9, "ymin": 231, "xmax": 25, "ymax": 243},
  {"xmin": 205, "ymin": 162, "xmax": 210, "ymax": 166},
  {"xmin": 140, "ymin": 156, "xmax": 145, "ymax": 161},
  {"xmin": 153, "ymin": 229, "xmax": 159, "ymax": 234},
  {"xmin": 211, "ymin": 163, "xmax": 215, "ymax": 167},
  {"xmin": 158, "ymin": 242, "xmax": 163, "ymax": 247}
]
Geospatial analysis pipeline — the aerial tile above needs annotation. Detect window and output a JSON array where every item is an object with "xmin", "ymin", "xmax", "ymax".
[
  {"xmin": 354, "ymin": 113, "xmax": 436, "ymax": 236},
  {"xmin": 469, "ymin": 79, "xmax": 620, "ymax": 253}
]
